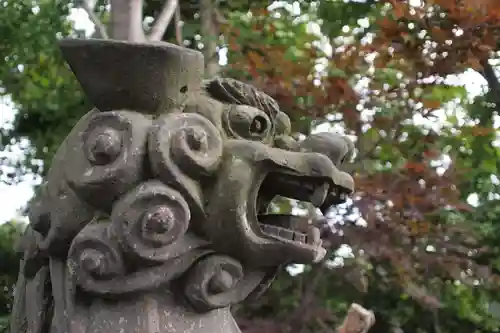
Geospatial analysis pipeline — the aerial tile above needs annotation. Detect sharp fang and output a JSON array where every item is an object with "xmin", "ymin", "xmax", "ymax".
[
  {"xmin": 311, "ymin": 183, "xmax": 329, "ymax": 207},
  {"xmin": 307, "ymin": 226, "xmax": 321, "ymax": 246}
]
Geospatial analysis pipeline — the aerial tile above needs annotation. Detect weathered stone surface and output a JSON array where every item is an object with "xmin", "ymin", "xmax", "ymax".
[
  {"xmin": 59, "ymin": 39, "xmax": 204, "ymax": 114},
  {"xmin": 11, "ymin": 38, "xmax": 355, "ymax": 333}
]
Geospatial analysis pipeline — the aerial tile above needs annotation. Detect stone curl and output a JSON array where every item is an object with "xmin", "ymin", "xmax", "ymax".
[
  {"xmin": 148, "ymin": 112, "xmax": 223, "ymax": 217},
  {"xmin": 184, "ymin": 254, "xmax": 270, "ymax": 312},
  {"xmin": 110, "ymin": 180, "xmax": 200, "ymax": 263},
  {"xmin": 64, "ymin": 110, "xmax": 152, "ymax": 212},
  {"xmin": 67, "ymin": 223, "xmax": 126, "ymax": 296},
  {"xmin": 68, "ymin": 221, "xmax": 211, "ymax": 297}
]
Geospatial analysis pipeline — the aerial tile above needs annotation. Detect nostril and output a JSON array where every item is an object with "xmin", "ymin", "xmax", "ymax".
[{"xmin": 299, "ymin": 133, "xmax": 354, "ymax": 167}]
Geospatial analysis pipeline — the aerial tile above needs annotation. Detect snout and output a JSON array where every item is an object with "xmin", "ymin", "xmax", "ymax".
[
  {"xmin": 224, "ymin": 138, "xmax": 355, "ymax": 193},
  {"xmin": 203, "ymin": 138, "xmax": 355, "ymax": 267},
  {"xmin": 299, "ymin": 132, "xmax": 355, "ymax": 167},
  {"xmin": 298, "ymin": 133, "xmax": 356, "ymax": 210}
]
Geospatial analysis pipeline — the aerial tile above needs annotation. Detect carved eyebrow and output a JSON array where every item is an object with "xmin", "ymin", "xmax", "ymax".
[{"xmin": 203, "ymin": 77, "xmax": 280, "ymax": 119}]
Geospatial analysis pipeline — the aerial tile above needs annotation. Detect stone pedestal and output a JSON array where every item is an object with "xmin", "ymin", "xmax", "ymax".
[
  {"xmin": 71, "ymin": 291, "xmax": 240, "ymax": 333},
  {"xmin": 60, "ymin": 39, "xmax": 204, "ymax": 114}
]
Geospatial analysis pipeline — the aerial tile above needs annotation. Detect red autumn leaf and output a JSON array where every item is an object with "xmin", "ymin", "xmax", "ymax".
[
  {"xmin": 471, "ymin": 126, "xmax": 494, "ymax": 136},
  {"xmin": 404, "ymin": 162, "xmax": 427, "ymax": 173},
  {"xmin": 422, "ymin": 99, "xmax": 442, "ymax": 109}
]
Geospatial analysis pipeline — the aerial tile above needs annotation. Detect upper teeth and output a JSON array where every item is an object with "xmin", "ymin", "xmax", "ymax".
[
  {"xmin": 271, "ymin": 175, "xmax": 330, "ymax": 207},
  {"xmin": 259, "ymin": 223, "xmax": 322, "ymax": 246}
]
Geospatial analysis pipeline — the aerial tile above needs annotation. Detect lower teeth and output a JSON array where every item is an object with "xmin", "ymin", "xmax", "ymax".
[{"xmin": 258, "ymin": 223, "xmax": 307, "ymax": 243}]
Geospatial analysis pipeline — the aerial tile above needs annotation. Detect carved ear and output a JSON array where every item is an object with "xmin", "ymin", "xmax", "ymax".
[
  {"xmin": 10, "ymin": 236, "xmax": 52, "ymax": 333},
  {"xmin": 9, "ymin": 260, "xmax": 28, "ymax": 333}
]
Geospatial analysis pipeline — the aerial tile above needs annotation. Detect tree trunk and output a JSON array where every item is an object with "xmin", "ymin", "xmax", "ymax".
[
  {"xmin": 109, "ymin": 0, "xmax": 145, "ymax": 41},
  {"xmin": 200, "ymin": 0, "xmax": 219, "ymax": 77}
]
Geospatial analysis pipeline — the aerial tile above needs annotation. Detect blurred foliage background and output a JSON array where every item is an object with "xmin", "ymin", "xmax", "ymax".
[{"xmin": 1, "ymin": 0, "xmax": 500, "ymax": 332}]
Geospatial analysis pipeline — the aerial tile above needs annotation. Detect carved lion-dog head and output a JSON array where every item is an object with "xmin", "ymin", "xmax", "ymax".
[
  {"xmin": 13, "ymin": 48, "xmax": 354, "ymax": 333},
  {"xmin": 188, "ymin": 78, "xmax": 355, "ymax": 267}
]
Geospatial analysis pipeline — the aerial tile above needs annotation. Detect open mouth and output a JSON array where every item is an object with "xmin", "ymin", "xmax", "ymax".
[{"xmin": 256, "ymin": 171, "xmax": 348, "ymax": 251}]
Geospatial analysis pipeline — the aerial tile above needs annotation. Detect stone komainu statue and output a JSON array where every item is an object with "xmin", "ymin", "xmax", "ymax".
[{"xmin": 10, "ymin": 39, "xmax": 355, "ymax": 333}]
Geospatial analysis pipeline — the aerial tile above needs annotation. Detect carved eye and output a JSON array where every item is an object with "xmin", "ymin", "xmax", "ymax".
[
  {"xmin": 249, "ymin": 115, "xmax": 268, "ymax": 135},
  {"xmin": 225, "ymin": 105, "xmax": 271, "ymax": 141}
]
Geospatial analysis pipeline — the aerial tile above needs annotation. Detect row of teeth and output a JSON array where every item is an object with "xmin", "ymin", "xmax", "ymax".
[
  {"xmin": 258, "ymin": 223, "xmax": 322, "ymax": 246},
  {"xmin": 274, "ymin": 176, "xmax": 330, "ymax": 207}
]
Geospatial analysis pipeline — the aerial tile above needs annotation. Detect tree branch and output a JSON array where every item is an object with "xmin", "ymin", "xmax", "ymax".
[
  {"xmin": 109, "ymin": 0, "xmax": 145, "ymax": 41},
  {"xmin": 174, "ymin": 3, "xmax": 182, "ymax": 45},
  {"xmin": 479, "ymin": 58, "xmax": 500, "ymax": 103},
  {"xmin": 200, "ymin": 0, "xmax": 220, "ymax": 77},
  {"xmin": 80, "ymin": 0, "xmax": 109, "ymax": 39},
  {"xmin": 148, "ymin": 0, "xmax": 179, "ymax": 41}
]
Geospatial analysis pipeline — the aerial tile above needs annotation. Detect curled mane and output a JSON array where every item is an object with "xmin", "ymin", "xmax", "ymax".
[{"xmin": 203, "ymin": 77, "xmax": 280, "ymax": 119}]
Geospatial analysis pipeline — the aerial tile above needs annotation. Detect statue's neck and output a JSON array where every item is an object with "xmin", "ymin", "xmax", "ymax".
[{"xmin": 70, "ymin": 290, "xmax": 241, "ymax": 333}]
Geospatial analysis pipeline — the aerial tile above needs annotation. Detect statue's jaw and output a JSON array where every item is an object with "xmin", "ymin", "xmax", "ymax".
[
  {"xmin": 254, "ymin": 170, "xmax": 333, "ymax": 263},
  {"xmin": 205, "ymin": 141, "xmax": 353, "ymax": 267}
]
